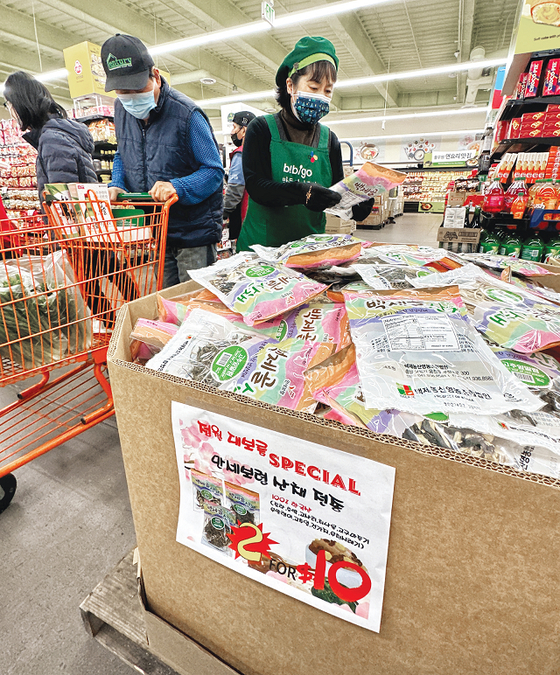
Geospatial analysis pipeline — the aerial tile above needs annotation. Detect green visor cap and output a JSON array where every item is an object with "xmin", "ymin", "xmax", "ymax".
[{"xmin": 275, "ymin": 36, "xmax": 339, "ymax": 87}]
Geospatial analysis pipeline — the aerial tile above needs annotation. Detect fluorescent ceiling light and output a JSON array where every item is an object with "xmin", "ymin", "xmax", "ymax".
[
  {"xmin": 36, "ymin": 68, "xmax": 68, "ymax": 83},
  {"xmin": 149, "ymin": 0, "xmax": 398, "ymax": 57},
  {"xmin": 274, "ymin": 0, "xmax": 398, "ymax": 27},
  {"xmin": 197, "ymin": 89, "xmax": 275, "ymax": 107},
  {"xmin": 195, "ymin": 59, "xmax": 506, "ymax": 108},
  {"xmin": 336, "ymin": 58, "xmax": 506, "ymax": 88},
  {"xmin": 343, "ymin": 128, "xmax": 484, "ymax": 142},
  {"xmin": 326, "ymin": 107, "xmax": 488, "ymax": 125}
]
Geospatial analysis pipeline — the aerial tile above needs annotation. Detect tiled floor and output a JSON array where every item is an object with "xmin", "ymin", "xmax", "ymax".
[
  {"xmin": 356, "ymin": 212, "xmax": 442, "ymax": 246},
  {"xmin": 0, "ymin": 212, "xmax": 439, "ymax": 674}
]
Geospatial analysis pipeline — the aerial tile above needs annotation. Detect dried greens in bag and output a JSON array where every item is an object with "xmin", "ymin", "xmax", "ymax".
[
  {"xmin": 459, "ymin": 252, "xmax": 553, "ymax": 276},
  {"xmin": 191, "ymin": 469, "xmax": 224, "ymax": 510},
  {"xmin": 225, "ymin": 483, "xmax": 260, "ymax": 525},
  {"xmin": 146, "ymin": 309, "xmax": 333, "ymax": 412},
  {"xmin": 342, "ymin": 286, "xmax": 543, "ymax": 416},
  {"xmin": 145, "ymin": 308, "xmax": 270, "ymax": 386},
  {"xmin": 202, "ymin": 501, "xmax": 234, "ymax": 553},
  {"xmin": 251, "ymin": 234, "xmax": 366, "ymax": 270},
  {"xmin": 412, "ymin": 263, "xmax": 560, "ymax": 354},
  {"xmin": 188, "ymin": 253, "xmax": 327, "ymax": 326},
  {"xmin": 351, "ymin": 244, "xmax": 463, "ymax": 271},
  {"xmin": 354, "ymin": 264, "xmax": 436, "ymax": 290}
]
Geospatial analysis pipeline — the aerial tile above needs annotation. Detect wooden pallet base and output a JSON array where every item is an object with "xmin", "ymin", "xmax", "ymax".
[{"xmin": 80, "ymin": 550, "xmax": 178, "ymax": 675}]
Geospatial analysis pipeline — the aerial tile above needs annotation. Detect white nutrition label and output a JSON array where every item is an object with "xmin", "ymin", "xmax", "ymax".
[{"xmin": 381, "ymin": 314, "xmax": 459, "ymax": 351}]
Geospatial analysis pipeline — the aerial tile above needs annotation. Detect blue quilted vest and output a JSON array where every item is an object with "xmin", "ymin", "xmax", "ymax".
[{"xmin": 114, "ymin": 79, "xmax": 223, "ymax": 248}]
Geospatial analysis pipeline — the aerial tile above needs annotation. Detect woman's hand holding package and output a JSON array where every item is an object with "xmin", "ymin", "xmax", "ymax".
[{"xmin": 303, "ymin": 183, "xmax": 342, "ymax": 212}]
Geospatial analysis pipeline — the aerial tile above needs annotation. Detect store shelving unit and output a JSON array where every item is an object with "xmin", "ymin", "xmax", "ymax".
[{"xmin": 399, "ymin": 166, "xmax": 473, "ymax": 213}]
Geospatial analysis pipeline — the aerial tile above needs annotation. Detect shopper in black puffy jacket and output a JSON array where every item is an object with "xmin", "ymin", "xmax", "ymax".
[
  {"xmin": 3, "ymin": 71, "xmax": 97, "ymax": 197},
  {"xmin": 3, "ymin": 71, "xmax": 129, "ymax": 326}
]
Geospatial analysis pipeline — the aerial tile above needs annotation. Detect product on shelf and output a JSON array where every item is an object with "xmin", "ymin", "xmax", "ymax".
[
  {"xmin": 521, "ymin": 233, "xmax": 545, "ymax": 261},
  {"xmin": 86, "ymin": 118, "xmax": 116, "ymax": 144},
  {"xmin": 483, "ymin": 178, "xmax": 505, "ymax": 213},
  {"xmin": 0, "ymin": 119, "xmax": 40, "ymax": 219},
  {"xmin": 512, "ymin": 190, "xmax": 528, "ymax": 219},
  {"xmin": 402, "ymin": 169, "xmax": 471, "ymax": 202}
]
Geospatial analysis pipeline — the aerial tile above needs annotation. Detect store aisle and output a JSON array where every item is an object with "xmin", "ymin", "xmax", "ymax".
[{"xmin": 357, "ymin": 212, "xmax": 441, "ymax": 246}]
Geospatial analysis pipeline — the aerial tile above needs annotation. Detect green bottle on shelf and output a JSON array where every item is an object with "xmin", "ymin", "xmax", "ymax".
[
  {"xmin": 521, "ymin": 233, "xmax": 545, "ymax": 261},
  {"xmin": 499, "ymin": 231, "xmax": 522, "ymax": 258},
  {"xmin": 543, "ymin": 235, "xmax": 560, "ymax": 263},
  {"xmin": 478, "ymin": 229, "xmax": 500, "ymax": 253}
]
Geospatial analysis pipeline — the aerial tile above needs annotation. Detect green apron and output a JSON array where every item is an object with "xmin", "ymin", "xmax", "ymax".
[{"xmin": 236, "ymin": 114, "xmax": 332, "ymax": 251}]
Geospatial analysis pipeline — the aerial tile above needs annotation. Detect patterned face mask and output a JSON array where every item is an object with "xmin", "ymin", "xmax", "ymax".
[{"xmin": 291, "ymin": 90, "xmax": 330, "ymax": 125}]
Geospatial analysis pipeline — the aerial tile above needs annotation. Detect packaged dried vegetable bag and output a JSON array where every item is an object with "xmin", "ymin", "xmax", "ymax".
[
  {"xmin": 306, "ymin": 344, "xmax": 420, "ymax": 434},
  {"xmin": 188, "ymin": 253, "xmax": 327, "ymax": 326},
  {"xmin": 251, "ymin": 233, "xmax": 367, "ymax": 270},
  {"xmin": 342, "ymin": 285, "xmax": 542, "ymax": 416},
  {"xmin": 354, "ymin": 264, "xmax": 436, "ymax": 290},
  {"xmin": 459, "ymin": 252, "xmax": 553, "ymax": 277},
  {"xmin": 412, "ymin": 263, "xmax": 560, "ymax": 353},
  {"xmin": 158, "ymin": 290, "xmax": 350, "ymax": 349},
  {"xmin": 146, "ymin": 308, "xmax": 333, "ymax": 412},
  {"xmin": 351, "ymin": 244, "xmax": 463, "ymax": 272}
]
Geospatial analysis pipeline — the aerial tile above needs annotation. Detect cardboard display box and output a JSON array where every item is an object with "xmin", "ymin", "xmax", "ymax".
[
  {"xmin": 436, "ymin": 227, "xmax": 481, "ymax": 245},
  {"xmin": 324, "ymin": 213, "xmax": 356, "ymax": 234},
  {"xmin": 108, "ymin": 283, "xmax": 560, "ymax": 675}
]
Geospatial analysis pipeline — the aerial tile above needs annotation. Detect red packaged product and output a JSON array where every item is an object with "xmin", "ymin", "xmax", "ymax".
[
  {"xmin": 520, "ymin": 120, "xmax": 545, "ymax": 129},
  {"xmin": 521, "ymin": 128, "xmax": 543, "ymax": 138},
  {"xmin": 509, "ymin": 118, "xmax": 521, "ymax": 138},
  {"xmin": 526, "ymin": 59, "xmax": 544, "ymax": 97},
  {"xmin": 495, "ymin": 120, "xmax": 509, "ymax": 143},
  {"xmin": 548, "ymin": 104, "xmax": 560, "ymax": 112},
  {"xmin": 522, "ymin": 112, "xmax": 546, "ymax": 122},
  {"xmin": 548, "ymin": 129, "xmax": 560, "ymax": 137},
  {"xmin": 516, "ymin": 72, "xmax": 529, "ymax": 99},
  {"xmin": 545, "ymin": 113, "xmax": 560, "ymax": 121},
  {"xmin": 543, "ymin": 58, "xmax": 560, "ymax": 96}
]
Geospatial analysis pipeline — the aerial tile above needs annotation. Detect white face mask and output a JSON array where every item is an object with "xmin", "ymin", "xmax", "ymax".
[{"xmin": 117, "ymin": 83, "xmax": 157, "ymax": 119}]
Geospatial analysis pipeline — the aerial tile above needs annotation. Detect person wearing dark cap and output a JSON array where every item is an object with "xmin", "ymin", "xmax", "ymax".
[
  {"xmin": 224, "ymin": 110, "xmax": 256, "ymax": 244},
  {"xmin": 236, "ymin": 36, "xmax": 373, "ymax": 252},
  {"xmin": 101, "ymin": 34, "xmax": 224, "ymax": 288}
]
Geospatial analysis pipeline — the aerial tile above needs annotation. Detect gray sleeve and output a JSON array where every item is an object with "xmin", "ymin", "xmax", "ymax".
[{"xmin": 223, "ymin": 183, "xmax": 245, "ymax": 214}]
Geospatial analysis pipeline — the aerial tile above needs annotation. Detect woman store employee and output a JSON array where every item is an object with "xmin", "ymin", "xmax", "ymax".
[{"xmin": 236, "ymin": 36, "xmax": 373, "ymax": 251}]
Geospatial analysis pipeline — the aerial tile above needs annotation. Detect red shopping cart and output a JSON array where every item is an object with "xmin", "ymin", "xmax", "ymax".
[{"xmin": 0, "ymin": 192, "xmax": 177, "ymax": 511}]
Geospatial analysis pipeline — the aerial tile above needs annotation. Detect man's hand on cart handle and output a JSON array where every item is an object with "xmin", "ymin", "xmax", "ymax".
[
  {"xmin": 149, "ymin": 181, "xmax": 177, "ymax": 202},
  {"xmin": 108, "ymin": 187, "xmax": 125, "ymax": 202}
]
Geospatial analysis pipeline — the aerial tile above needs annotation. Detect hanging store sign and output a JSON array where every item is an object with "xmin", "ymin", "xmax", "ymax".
[
  {"xmin": 425, "ymin": 150, "xmax": 476, "ymax": 167},
  {"xmin": 172, "ymin": 402, "xmax": 395, "ymax": 633},
  {"xmin": 261, "ymin": 1, "xmax": 275, "ymax": 26}
]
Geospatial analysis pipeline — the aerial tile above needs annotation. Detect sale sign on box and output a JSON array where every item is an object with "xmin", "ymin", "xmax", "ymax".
[{"xmin": 172, "ymin": 402, "xmax": 395, "ymax": 633}]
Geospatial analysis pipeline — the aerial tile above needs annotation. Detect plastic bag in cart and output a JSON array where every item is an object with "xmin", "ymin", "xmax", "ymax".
[
  {"xmin": 342, "ymin": 285, "xmax": 543, "ymax": 416},
  {"xmin": 0, "ymin": 250, "xmax": 92, "ymax": 369}
]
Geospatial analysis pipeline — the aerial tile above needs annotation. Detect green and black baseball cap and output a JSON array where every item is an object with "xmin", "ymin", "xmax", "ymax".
[
  {"xmin": 101, "ymin": 34, "xmax": 155, "ymax": 92},
  {"xmin": 275, "ymin": 36, "xmax": 339, "ymax": 87}
]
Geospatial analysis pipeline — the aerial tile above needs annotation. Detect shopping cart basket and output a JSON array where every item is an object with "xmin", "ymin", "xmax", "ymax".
[{"xmin": 0, "ymin": 193, "xmax": 177, "ymax": 511}]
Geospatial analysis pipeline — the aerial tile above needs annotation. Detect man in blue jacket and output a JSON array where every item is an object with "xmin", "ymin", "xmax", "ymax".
[{"xmin": 101, "ymin": 34, "xmax": 224, "ymax": 288}]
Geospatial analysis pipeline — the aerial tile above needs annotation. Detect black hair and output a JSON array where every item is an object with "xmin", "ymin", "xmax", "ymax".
[
  {"xmin": 3, "ymin": 71, "xmax": 66, "ymax": 131},
  {"xmin": 275, "ymin": 60, "xmax": 337, "ymax": 110}
]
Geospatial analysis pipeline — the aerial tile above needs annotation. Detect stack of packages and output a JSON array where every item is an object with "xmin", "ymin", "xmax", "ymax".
[
  {"xmin": 0, "ymin": 119, "xmax": 41, "ymax": 218},
  {"xmin": 129, "ymin": 235, "xmax": 560, "ymax": 482}
]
